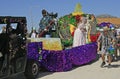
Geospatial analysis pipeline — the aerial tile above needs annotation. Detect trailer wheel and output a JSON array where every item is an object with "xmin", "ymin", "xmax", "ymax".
[{"xmin": 25, "ymin": 60, "xmax": 40, "ymax": 79}]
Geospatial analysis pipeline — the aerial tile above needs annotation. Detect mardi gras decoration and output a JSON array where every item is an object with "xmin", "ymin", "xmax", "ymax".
[
  {"xmin": 97, "ymin": 22, "xmax": 115, "ymax": 31},
  {"xmin": 69, "ymin": 24, "xmax": 76, "ymax": 36},
  {"xmin": 27, "ymin": 42, "xmax": 97, "ymax": 72},
  {"xmin": 58, "ymin": 15, "xmax": 97, "ymax": 47},
  {"xmin": 72, "ymin": 3, "xmax": 84, "ymax": 16},
  {"xmin": 58, "ymin": 3, "xmax": 98, "ymax": 48}
]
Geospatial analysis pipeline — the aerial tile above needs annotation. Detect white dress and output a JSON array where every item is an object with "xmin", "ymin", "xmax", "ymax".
[
  {"xmin": 31, "ymin": 33, "xmax": 36, "ymax": 38},
  {"xmin": 73, "ymin": 23, "xmax": 86, "ymax": 47}
]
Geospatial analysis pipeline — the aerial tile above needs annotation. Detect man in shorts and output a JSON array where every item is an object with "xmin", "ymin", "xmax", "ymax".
[{"xmin": 97, "ymin": 26, "xmax": 115, "ymax": 68}]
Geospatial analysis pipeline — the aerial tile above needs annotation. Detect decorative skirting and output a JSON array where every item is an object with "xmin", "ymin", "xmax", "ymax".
[{"xmin": 27, "ymin": 42, "xmax": 97, "ymax": 72}]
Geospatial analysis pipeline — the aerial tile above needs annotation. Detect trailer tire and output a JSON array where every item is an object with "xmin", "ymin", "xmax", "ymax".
[{"xmin": 25, "ymin": 60, "xmax": 39, "ymax": 79}]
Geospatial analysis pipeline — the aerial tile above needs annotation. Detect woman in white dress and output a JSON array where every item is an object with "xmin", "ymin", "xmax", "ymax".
[
  {"xmin": 30, "ymin": 27, "xmax": 38, "ymax": 38},
  {"xmin": 73, "ymin": 17, "xmax": 87, "ymax": 47}
]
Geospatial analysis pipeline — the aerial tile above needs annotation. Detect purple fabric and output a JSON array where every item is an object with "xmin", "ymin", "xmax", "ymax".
[
  {"xmin": 41, "ymin": 50, "xmax": 72, "ymax": 71},
  {"xmin": 27, "ymin": 42, "xmax": 42, "ymax": 61},
  {"xmin": 69, "ymin": 43, "xmax": 97, "ymax": 65},
  {"xmin": 27, "ymin": 42, "xmax": 97, "ymax": 72}
]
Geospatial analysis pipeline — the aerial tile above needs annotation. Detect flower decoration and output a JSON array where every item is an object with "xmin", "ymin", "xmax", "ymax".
[{"xmin": 40, "ymin": 42, "xmax": 97, "ymax": 71}]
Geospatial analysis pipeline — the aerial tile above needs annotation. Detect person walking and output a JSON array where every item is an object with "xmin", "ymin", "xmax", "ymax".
[
  {"xmin": 116, "ymin": 31, "xmax": 120, "ymax": 57},
  {"xmin": 97, "ymin": 26, "xmax": 115, "ymax": 68}
]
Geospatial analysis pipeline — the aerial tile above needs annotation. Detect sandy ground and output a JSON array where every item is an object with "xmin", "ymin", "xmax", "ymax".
[{"xmin": 37, "ymin": 55, "xmax": 120, "ymax": 79}]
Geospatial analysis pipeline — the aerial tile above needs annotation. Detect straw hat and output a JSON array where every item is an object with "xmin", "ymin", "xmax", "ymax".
[{"xmin": 103, "ymin": 26, "xmax": 110, "ymax": 31}]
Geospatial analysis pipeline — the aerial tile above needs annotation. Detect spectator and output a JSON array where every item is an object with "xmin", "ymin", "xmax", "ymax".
[
  {"xmin": 110, "ymin": 28, "xmax": 117, "ymax": 60},
  {"xmin": 116, "ymin": 31, "xmax": 120, "ymax": 57}
]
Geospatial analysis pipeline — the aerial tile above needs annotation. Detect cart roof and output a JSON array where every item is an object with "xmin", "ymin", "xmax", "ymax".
[{"xmin": 0, "ymin": 16, "xmax": 26, "ymax": 24}]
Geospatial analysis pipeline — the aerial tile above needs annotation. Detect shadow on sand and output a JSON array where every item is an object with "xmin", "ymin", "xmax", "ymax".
[
  {"xmin": 37, "ymin": 54, "xmax": 100, "ymax": 78},
  {"xmin": 103, "ymin": 64, "xmax": 120, "ymax": 68},
  {"xmin": 37, "ymin": 68, "xmax": 54, "ymax": 79},
  {"xmin": 102, "ymin": 55, "xmax": 120, "ymax": 68}
]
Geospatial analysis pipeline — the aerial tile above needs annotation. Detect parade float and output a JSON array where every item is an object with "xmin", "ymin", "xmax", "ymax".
[
  {"xmin": 0, "ymin": 3, "xmax": 98, "ymax": 79},
  {"xmin": 27, "ymin": 3, "xmax": 98, "ymax": 72}
]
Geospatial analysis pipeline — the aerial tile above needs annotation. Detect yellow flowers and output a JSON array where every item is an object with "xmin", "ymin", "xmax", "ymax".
[
  {"xmin": 72, "ymin": 3, "xmax": 84, "ymax": 16},
  {"xmin": 72, "ymin": 12, "xmax": 84, "ymax": 16},
  {"xmin": 69, "ymin": 24, "xmax": 76, "ymax": 34}
]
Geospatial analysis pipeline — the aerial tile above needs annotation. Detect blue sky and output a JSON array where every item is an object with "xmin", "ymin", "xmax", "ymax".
[{"xmin": 0, "ymin": 0, "xmax": 120, "ymax": 32}]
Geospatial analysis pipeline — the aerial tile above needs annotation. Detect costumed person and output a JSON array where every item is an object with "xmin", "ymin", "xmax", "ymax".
[
  {"xmin": 110, "ymin": 28, "xmax": 117, "ymax": 61},
  {"xmin": 116, "ymin": 31, "xmax": 120, "ymax": 58},
  {"xmin": 86, "ymin": 14, "xmax": 95, "ymax": 43},
  {"xmin": 73, "ymin": 16, "xmax": 87, "ymax": 47},
  {"xmin": 29, "ymin": 27, "xmax": 38, "ymax": 38},
  {"xmin": 89, "ymin": 14, "xmax": 97, "ymax": 42},
  {"xmin": 38, "ymin": 9, "xmax": 53, "ymax": 37},
  {"xmin": 97, "ymin": 26, "xmax": 115, "ymax": 68},
  {"xmin": 49, "ymin": 12, "xmax": 58, "ymax": 37}
]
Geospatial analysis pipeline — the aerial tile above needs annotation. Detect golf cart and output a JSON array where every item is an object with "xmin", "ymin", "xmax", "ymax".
[{"xmin": 0, "ymin": 16, "xmax": 40, "ymax": 79}]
